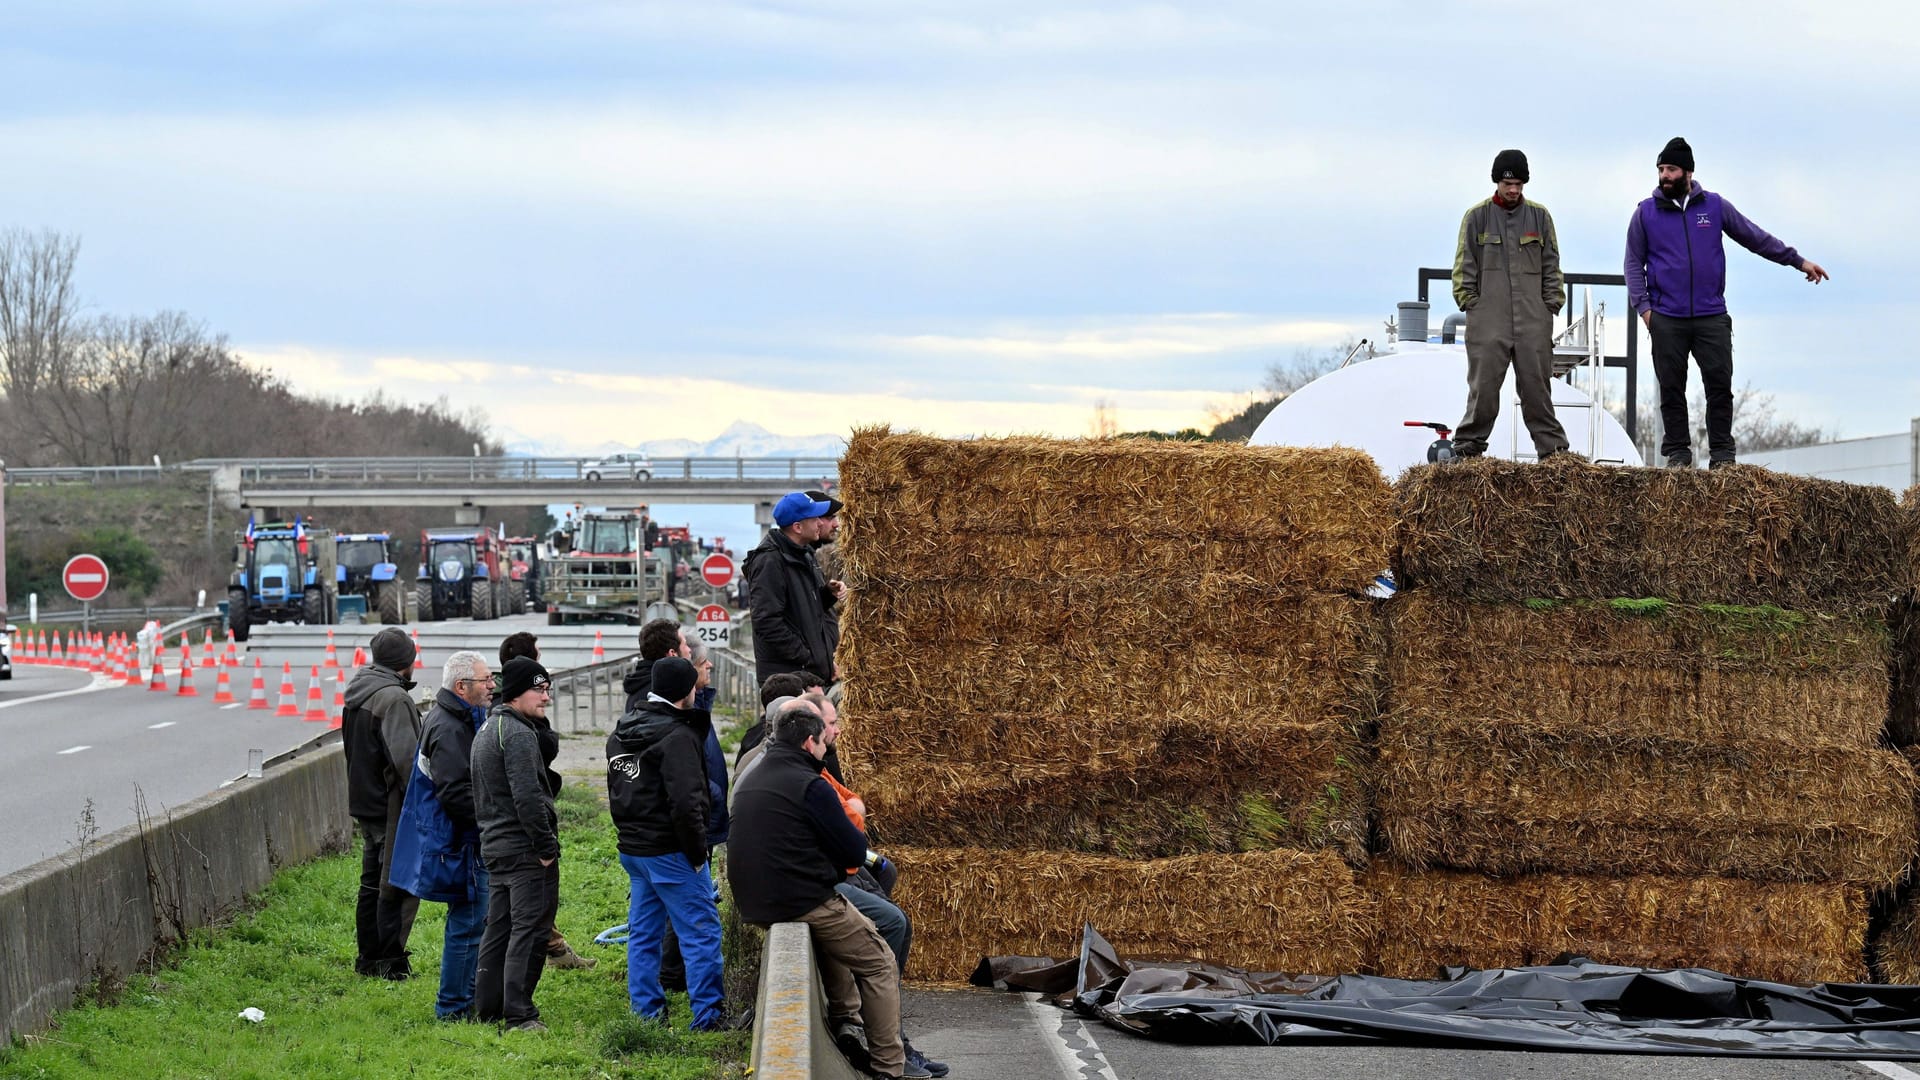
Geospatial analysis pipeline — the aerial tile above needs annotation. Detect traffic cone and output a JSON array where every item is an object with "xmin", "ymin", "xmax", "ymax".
[
  {"xmin": 203, "ymin": 627, "xmax": 218, "ymax": 669},
  {"xmin": 123, "ymin": 642, "xmax": 143, "ymax": 687},
  {"xmin": 247, "ymin": 658, "xmax": 270, "ymax": 710},
  {"xmin": 17, "ymin": 630, "xmax": 32, "ymax": 665},
  {"xmin": 102, "ymin": 638, "xmax": 120, "ymax": 681},
  {"xmin": 330, "ymin": 669, "xmax": 347, "ymax": 730},
  {"xmin": 591, "ymin": 630, "xmax": 605, "ymax": 665},
  {"xmin": 351, "ymin": 645, "xmax": 368, "ymax": 668},
  {"xmin": 148, "ymin": 652, "xmax": 168, "ymax": 691},
  {"xmin": 177, "ymin": 647, "xmax": 198, "ymax": 697},
  {"xmin": 212, "ymin": 663, "xmax": 235, "ymax": 704},
  {"xmin": 49, "ymin": 632, "xmax": 65, "ymax": 668},
  {"xmin": 303, "ymin": 666, "xmax": 327, "ymax": 722},
  {"xmin": 410, "ymin": 628, "xmax": 425, "ymax": 671},
  {"xmin": 87, "ymin": 634, "xmax": 104, "ymax": 675},
  {"xmin": 322, "ymin": 629, "xmax": 340, "ymax": 669},
  {"xmin": 224, "ymin": 630, "xmax": 239, "ymax": 667},
  {"xmin": 275, "ymin": 662, "xmax": 300, "ymax": 717}
]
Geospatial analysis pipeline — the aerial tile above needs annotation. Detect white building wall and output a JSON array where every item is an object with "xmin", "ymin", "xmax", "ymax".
[{"xmin": 1741, "ymin": 419, "xmax": 1917, "ymax": 492}]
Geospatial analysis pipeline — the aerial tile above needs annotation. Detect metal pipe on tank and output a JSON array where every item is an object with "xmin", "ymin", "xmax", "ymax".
[{"xmin": 1441, "ymin": 313, "xmax": 1467, "ymax": 344}]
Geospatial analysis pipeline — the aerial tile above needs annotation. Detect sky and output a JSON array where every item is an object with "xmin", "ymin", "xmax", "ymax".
[{"xmin": 3, "ymin": 0, "xmax": 1917, "ymax": 453}]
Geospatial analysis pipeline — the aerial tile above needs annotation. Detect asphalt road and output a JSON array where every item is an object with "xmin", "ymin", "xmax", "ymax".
[
  {"xmin": 905, "ymin": 987, "xmax": 1920, "ymax": 1080},
  {"xmin": 0, "ymin": 660, "xmax": 327, "ymax": 877}
]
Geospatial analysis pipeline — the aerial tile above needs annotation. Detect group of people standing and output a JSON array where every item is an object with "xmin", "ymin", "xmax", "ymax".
[{"xmin": 1451, "ymin": 137, "xmax": 1826, "ymax": 467}]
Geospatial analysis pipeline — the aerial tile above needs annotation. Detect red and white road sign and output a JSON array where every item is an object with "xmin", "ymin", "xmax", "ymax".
[
  {"xmin": 700, "ymin": 553, "xmax": 737, "ymax": 589},
  {"xmin": 694, "ymin": 603, "xmax": 733, "ymax": 647},
  {"xmin": 63, "ymin": 554, "xmax": 111, "ymax": 603}
]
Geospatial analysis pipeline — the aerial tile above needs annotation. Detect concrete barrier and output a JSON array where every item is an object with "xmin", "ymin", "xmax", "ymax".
[
  {"xmin": 0, "ymin": 745, "xmax": 351, "ymax": 1045},
  {"xmin": 753, "ymin": 921, "xmax": 863, "ymax": 1080}
]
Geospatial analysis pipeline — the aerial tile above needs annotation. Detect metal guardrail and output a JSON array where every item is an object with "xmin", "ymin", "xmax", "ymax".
[
  {"xmin": 29, "ymin": 604, "xmax": 198, "ymax": 625},
  {"xmin": 549, "ymin": 643, "xmax": 757, "ymax": 735},
  {"xmin": 5, "ymin": 456, "xmax": 840, "ymax": 486}
]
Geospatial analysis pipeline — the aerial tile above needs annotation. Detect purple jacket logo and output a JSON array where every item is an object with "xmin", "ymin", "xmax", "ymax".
[{"xmin": 1695, "ymin": 213, "xmax": 1713, "ymax": 228}]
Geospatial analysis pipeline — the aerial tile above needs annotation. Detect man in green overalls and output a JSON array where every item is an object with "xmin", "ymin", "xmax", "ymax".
[{"xmin": 1450, "ymin": 148, "xmax": 1570, "ymax": 461}]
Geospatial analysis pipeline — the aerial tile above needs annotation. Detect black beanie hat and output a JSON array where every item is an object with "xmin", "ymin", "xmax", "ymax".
[
  {"xmin": 1491, "ymin": 148, "xmax": 1529, "ymax": 184},
  {"xmin": 369, "ymin": 626, "xmax": 415, "ymax": 672},
  {"xmin": 499, "ymin": 656, "xmax": 550, "ymax": 703},
  {"xmin": 1659, "ymin": 137, "xmax": 1694, "ymax": 173},
  {"xmin": 652, "ymin": 656, "xmax": 698, "ymax": 705}
]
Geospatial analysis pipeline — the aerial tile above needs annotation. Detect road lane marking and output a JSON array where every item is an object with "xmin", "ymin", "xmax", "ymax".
[
  {"xmin": 0, "ymin": 675, "xmax": 118, "ymax": 712},
  {"xmin": 1023, "ymin": 993, "xmax": 1118, "ymax": 1080},
  {"xmin": 57, "ymin": 745, "xmax": 91, "ymax": 755},
  {"xmin": 220, "ymin": 703, "xmax": 244, "ymax": 710},
  {"xmin": 148, "ymin": 721, "xmax": 177, "ymax": 729},
  {"xmin": 1862, "ymin": 1063, "xmax": 1920, "ymax": 1079}
]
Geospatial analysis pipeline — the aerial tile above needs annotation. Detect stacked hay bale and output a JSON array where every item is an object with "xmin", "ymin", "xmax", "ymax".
[
  {"xmin": 1873, "ymin": 485, "xmax": 1920, "ymax": 982},
  {"xmin": 834, "ymin": 427, "xmax": 1390, "ymax": 980},
  {"xmin": 1380, "ymin": 459, "xmax": 1916, "ymax": 984}
]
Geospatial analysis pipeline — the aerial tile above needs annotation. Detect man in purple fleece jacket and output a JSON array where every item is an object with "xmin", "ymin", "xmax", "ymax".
[{"xmin": 1624, "ymin": 136, "xmax": 1828, "ymax": 469}]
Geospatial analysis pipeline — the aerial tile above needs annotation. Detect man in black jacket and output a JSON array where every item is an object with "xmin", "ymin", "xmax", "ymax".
[
  {"xmin": 341, "ymin": 626, "xmax": 423, "ymax": 979},
  {"xmin": 414, "ymin": 649, "xmax": 493, "ymax": 1019},
  {"xmin": 607, "ymin": 656, "xmax": 726, "ymax": 1030},
  {"xmin": 731, "ymin": 710, "xmax": 912, "ymax": 1078},
  {"xmin": 745, "ymin": 491, "xmax": 843, "ymax": 685},
  {"xmin": 471, "ymin": 658, "xmax": 562, "ymax": 1032}
]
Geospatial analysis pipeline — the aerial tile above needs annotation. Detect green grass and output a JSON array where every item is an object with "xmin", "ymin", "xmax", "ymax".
[{"xmin": 0, "ymin": 784, "xmax": 749, "ymax": 1079}]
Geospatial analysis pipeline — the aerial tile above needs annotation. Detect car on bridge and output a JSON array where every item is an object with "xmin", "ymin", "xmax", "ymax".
[{"xmin": 580, "ymin": 452, "xmax": 653, "ymax": 482}]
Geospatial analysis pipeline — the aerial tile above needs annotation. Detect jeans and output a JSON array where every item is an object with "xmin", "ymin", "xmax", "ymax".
[
  {"xmin": 837, "ymin": 881, "xmax": 911, "ymax": 976},
  {"xmin": 354, "ymin": 817, "xmax": 420, "ymax": 975},
  {"xmin": 474, "ymin": 856, "xmax": 559, "ymax": 1026},
  {"xmin": 436, "ymin": 864, "xmax": 490, "ymax": 1019},
  {"xmin": 620, "ymin": 852, "xmax": 726, "ymax": 1030}
]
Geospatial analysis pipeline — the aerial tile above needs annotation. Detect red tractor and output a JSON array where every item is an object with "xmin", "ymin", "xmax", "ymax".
[{"xmin": 416, "ymin": 525, "xmax": 513, "ymax": 621}]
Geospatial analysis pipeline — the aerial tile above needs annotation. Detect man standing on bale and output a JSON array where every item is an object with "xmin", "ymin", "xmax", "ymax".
[
  {"xmin": 1625, "ymin": 137, "xmax": 1828, "ymax": 469},
  {"xmin": 746, "ymin": 491, "xmax": 843, "ymax": 686},
  {"xmin": 341, "ymin": 626, "xmax": 424, "ymax": 979},
  {"xmin": 1451, "ymin": 148, "xmax": 1571, "ymax": 462},
  {"xmin": 472, "ymin": 657, "xmax": 563, "ymax": 1032},
  {"xmin": 607, "ymin": 656, "xmax": 727, "ymax": 1031}
]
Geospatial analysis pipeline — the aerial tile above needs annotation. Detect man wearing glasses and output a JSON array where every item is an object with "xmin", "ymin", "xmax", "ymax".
[{"xmin": 471, "ymin": 657, "xmax": 563, "ymax": 1032}]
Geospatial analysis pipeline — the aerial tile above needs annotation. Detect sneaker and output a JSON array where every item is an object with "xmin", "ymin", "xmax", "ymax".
[
  {"xmin": 1664, "ymin": 455, "xmax": 1692, "ymax": 468},
  {"xmin": 833, "ymin": 1020, "xmax": 872, "ymax": 1073},
  {"xmin": 904, "ymin": 1039, "xmax": 950, "ymax": 1077},
  {"xmin": 546, "ymin": 944, "xmax": 597, "ymax": 969},
  {"xmin": 1708, "ymin": 457, "xmax": 1735, "ymax": 470},
  {"xmin": 898, "ymin": 1058, "xmax": 934, "ymax": 1079},
  {"xmin": 507, "ymin": 1019, "xmax": 549, "ymax": 1033}
]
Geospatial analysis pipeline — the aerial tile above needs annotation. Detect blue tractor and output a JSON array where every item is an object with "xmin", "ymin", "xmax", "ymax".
[
  {"xmin": 227, "ymin": 518, "xmax": 337, "ymax": 642},
  {"xmin": 336, "ymin": 532, "xmax": 407, "ymax": 624}
]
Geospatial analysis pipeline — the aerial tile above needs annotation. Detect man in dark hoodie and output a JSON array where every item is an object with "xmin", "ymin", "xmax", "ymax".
[
  {"xmin": 499, "ymin": 632, "xmax": 594, "ymax": 971},
  {"xmin": 471, "ymin": 657, "xmax": 562, "ymax": 1032},
  {"xmin": 745, "ymin": 491, "xmax": 842, "ymax": 685},
  {"xmin": 1625, "ymin": 137, "xmax": 1828, "ymax": 469},
  {"xmin": 408, "ymin": 649, "xmax": 493, "ymax": 1019},
  {"xmin": 341, "ymin": 626, "xmax": 423, "ymax": 979},
  {"xmin": 607, "ymin": 656, "xmax": 726, "ymax": 1030}
]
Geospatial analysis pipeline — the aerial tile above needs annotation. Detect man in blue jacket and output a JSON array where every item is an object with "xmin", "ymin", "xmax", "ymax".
[{"xmin": 1624, "ymin": 137, "xmax": 1828, "ymax": 469}]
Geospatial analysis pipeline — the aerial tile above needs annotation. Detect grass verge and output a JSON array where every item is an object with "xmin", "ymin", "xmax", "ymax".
[{"xmin": 0, "ymin": 783, "xmax": 749, "ymax": 1079}]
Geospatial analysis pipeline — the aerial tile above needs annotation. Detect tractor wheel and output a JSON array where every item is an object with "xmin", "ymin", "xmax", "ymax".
[
  {"xmin": 507, "ymin": 580, "xmax": 526, "ymax": 615},
  {"xmin": 471, "ymin": 579, "xmax": 495, "ymax": 621},
  {"xmin": 376, "ymin": 580, "xmax": 404, "ymax": 624},
  {"xmin": 228, "ymin": 589, "xmax": 252, "ymax": 643},
  {"xmin": 302, "ymin": 589, "xmax": 327, "ymax": 626},
  {"xmin": 415, "ymin": 582, "xmax": 438, "ymax": 622}
]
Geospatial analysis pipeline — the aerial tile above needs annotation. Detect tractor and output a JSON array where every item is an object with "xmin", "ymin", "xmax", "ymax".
[
  {"xmin": 540, "ymin": 510, "xmax": 669, "ymax": 625},
  {"xmin": 415, "ymin": 526, "xmax": 511, "ymax": 621},
  {"xmin": 504, "ymin": 535, "xmax": 541, "ymax": 615},
  {"xmin": 335, "ymin": 532, "xmax": 407, "ymax": 624},
  {"xmin": 227, "ymin": 518, "xmax": 338, "ymax": 642}
]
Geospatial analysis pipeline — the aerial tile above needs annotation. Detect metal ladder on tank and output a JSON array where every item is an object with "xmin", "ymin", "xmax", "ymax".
[{"xmin": 1509, "ymin": 287, "xmax": 1626, "ymax": 463}]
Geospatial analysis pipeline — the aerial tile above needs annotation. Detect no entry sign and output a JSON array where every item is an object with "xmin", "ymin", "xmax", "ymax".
[
  {"xmin": 63, "ymin": 553, "xmax": 110, "ymax": 603},
  {"xmin": 700, "ymin": 553, "xmax": 737, "ymax": 589},
  {"xmin": 694, "ymin": 603, "xmax": 733, "ymax": 647}
]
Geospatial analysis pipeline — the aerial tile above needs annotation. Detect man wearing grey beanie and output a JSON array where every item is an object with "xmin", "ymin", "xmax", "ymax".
[{"xmin": 342, "ymin": 626, "xmax": 424, "ymax": 979}]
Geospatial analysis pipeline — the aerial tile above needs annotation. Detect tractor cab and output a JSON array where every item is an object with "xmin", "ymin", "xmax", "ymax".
[
  {"xmin": 335, "ymin": 533, "xmax": 406, "ymax": 624},
  {"xmin": 227, "ymin": 518, "xmax": 337, "ymax": 642},
  {"xmin": 416, "ymin": 526, "xmax": 512, "ymax": 621}
]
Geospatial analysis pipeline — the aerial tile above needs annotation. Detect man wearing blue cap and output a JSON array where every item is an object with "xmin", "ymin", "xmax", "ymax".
[{"xmin": 744, "ymin": 491, "xmax": 843, "ymax": 687}]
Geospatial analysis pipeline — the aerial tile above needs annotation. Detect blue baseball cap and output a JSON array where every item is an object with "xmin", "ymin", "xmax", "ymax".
[{"xmin": 773, "ymin": 491, "xmax": 835, "ymax": 528}]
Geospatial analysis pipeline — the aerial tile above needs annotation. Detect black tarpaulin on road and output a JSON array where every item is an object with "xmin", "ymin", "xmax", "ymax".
[{"xmin": 972, "ymin": 925, "xmax": 1920, "ymax": 1059}]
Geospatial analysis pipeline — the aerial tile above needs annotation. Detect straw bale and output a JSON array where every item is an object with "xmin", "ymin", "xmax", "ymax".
[
  {"xmin": 1370, "ymin": 862, "xmax": 1867, "ymax": 985},
  {"xmin": 1894, "ymin": 596, "xmax": 1920, "ymax": 746},
  {"xmin": 1875, "ymin": 891, "xmax": 1920, "ymax": 984},
  {"xmin": 1376, "ymin": 720, "xmax": 1919, "ymax": 885},
  {"xmin": 854, "ymin": 736, "xmax": 1369, "ymax": 863},
  {"xmin": 1389, "ymin": 594, "xmax": 1888, "ymax": 749},
  {"xmin": 1393, "ymin": 456, "xmax": 1906, "ymax": 614},
  {"xmin": 838, "ymin": 426, "xmax": 1393, "ymax": 592},
  {"xmin": 889, "ymin": 846, "xmax": 1373, "ymax": 982}
]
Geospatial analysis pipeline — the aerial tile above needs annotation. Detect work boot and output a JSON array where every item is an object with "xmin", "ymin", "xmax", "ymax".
[
  {"xmin": 1664, "ymin": 454, "xmax": 1692, "ymax": 468},
  {"xmin": 376, "ymin": 953, "xmax": 412, "ymax": 981},
  {"xmin": 904, "ymin": 1038, "xmax": 949, "ymax": 1077},
  {"xmin": 1708, "ymin": 457, "xmax": 1736, "ymax": 470},
  {"xmin": 832, "ymin": 1020, "xmax": 872, "ymax": 1074},
  {"xmin": 507, "ymin": 1019, "xmax": 549, "ymax": 1033},
  {"xmin": 547, "ymin": 941, "xmax": 597, "ymax": 969}
]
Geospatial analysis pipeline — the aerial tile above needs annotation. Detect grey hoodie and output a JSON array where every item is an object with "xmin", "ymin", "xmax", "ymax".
[
  {"xmin": 342, "ymin": 664, "xmax": 421, "ymax": 823},
  {"xmin": 471, "ymin": 703, "xmax": 561, "ymax": 866}
]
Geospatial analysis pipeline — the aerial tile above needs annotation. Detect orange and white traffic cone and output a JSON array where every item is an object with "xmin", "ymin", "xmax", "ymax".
[
  {"xmin": 177, "ymin": 647, "xmax": 199, "ymax": 697},
  {"xmin": 303, "ymin": 666, "xmax": 327, "ymax": 722},
  {"xmin": 275, "ymin": 662, "xmax": 300, "ymax": 717},
  {"xmin": 322, "ymin": 629, "xmax": 340, "ymax": 669},
  {"xmin": 123, "ymin": 641, "xmax": 143, "ymax": 687},
  {"xmin": 148, "ymin": 652, "xmax": 168, "ymax": 691},
  {"xmin": 591, "ymin": 630, "xmax": 605, "ymax": 665},
  {"xmin": 410, "ymin": 628, "xmax": 425, "ymax": 671},
  {"xmin": 203, "ymin": 627, "xmax": 218, "ymax": 669},
  {"xmin": 103, "ymin": 638, "xmax": 121, "ymax": 681},
  {"xmin": 212, "ymin": 663, "xmax": 235, "ymax": 704},
  {"xmin": 224, "ymin": 630, "xmax": 240, "ymax": 667},
  {"xmin": 17, "ymin": 630, "xmax": 32, "ymax": 665},
  {"xmin": 351, "ymin": 645, "xmax": 368, "ymax": 668},
  {"xmin": 330, "ymin": 669, "xmax": 347, "ymax": 730},
  {"xmin": 247, "ymin": 658, "xmax": 270, "ymax": 710},
  {"xmin": 49, "ymin": 632, "xmax": 65, "ymax": 668},
  {"xmin": 90, "ymin": 633, "xmax": 106, "ymax": 675}
]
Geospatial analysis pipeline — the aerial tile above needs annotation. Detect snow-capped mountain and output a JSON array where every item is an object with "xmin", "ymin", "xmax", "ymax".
[{"xmin": 565, "ymin": 420, "xmax": 846, "ymax": 459}]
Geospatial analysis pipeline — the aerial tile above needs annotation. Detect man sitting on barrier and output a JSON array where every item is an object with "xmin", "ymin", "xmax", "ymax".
[{"xmin": 731, "ymin": 708, "xmax": 939, "ymax": 1079}]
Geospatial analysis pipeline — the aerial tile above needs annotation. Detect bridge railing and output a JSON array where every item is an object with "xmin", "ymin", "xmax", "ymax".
[{"xmin": 4, "ymin": 456, "xmax": 841, "ymax": 487}]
